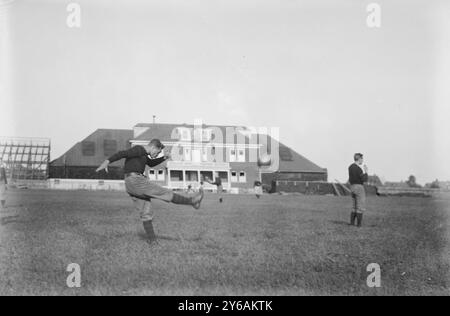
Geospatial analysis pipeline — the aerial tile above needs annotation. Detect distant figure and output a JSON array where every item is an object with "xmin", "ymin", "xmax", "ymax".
[
  {"xmin": 186, "ymin": 184, "xmax": 194, "ymax": 193},
  {"xmin": 0, "ymin": 160, "xmax": 7, "ymax": 209},
  {"xmin": 348, "ymin": 153, "xmax": 369, "ymax": 227},
  {"xmin": 254, "ymin": 180, "xmax": 263, "ymax": 199},
  {"xmin": 205, "ymin": 172, "xmax": 223, "ymax": 203}
]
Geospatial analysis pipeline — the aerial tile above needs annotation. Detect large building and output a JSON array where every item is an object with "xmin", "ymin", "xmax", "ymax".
[{"xmin": 49, "ymin": 123, "xmax": 327, "ymax": 192}]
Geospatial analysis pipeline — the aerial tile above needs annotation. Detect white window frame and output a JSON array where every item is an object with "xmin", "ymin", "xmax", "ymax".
[
  {"xmin": 184, "ymin": 148, "xmax": 191, "ymax": 161},
  {"xmin": 149, "ymin": 169, "xmax": 156, "ymax": 181},
  {"xmin": 157, "ymin": 169, "xmax": 165, "ymax": 181},
  {"xmin": 230, "ymin": 148, "xmax": 237, "ymax": 162},
  {"xmin": 237, "ymin": 149, "xmax": 246, "ymax": 162},
  {"xmin": 231, "ymin": 171, "xmax": 238, "ymax": 183},
  {"xmin": 239, "ymin": 171, "xmax": 247, "ymax": 183},
  {"xmin": 202, "ymin": 147, "xmax": 208, "ymax": 162}
]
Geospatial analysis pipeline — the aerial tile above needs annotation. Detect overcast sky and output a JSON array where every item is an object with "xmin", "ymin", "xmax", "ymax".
[{"xmin": 1, "ymin": 0, "xmax": 449, "ymax": 183}]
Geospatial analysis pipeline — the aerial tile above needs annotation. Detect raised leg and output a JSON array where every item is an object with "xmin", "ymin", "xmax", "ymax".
[{"xmin": 126, "ymin": 176, "xmax": 204, "ymax": 209}]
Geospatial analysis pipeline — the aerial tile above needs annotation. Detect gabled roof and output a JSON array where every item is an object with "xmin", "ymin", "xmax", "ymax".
[
  {"xmin": 50, "ymin": 124, "xmax": 327, "ymax": 174},
  {"xmin": 259, "ymin": 135, "xmax": 326, "ymax": 174},
  {"xmin": 51, "ymin": 129, "xmax": 133, "ymax": 167},
  {"xmin": 134, "ymin": 124, "xmax": 326, "ymax": 174}
]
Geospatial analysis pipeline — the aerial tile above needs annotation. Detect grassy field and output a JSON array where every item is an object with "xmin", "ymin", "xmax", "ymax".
[{"xmin": 0, "ymin": 189, "xmax": 449, "ymax": 296}]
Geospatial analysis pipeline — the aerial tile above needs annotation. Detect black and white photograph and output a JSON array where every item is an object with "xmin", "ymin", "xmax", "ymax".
[{"xmin": 0, "ymin": 0, "xmax": 449, "ymax": 299}]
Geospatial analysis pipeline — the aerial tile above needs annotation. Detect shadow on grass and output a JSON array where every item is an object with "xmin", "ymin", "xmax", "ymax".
[
  {"xmin": 0, "ymin": 204, "xmax": 24, "ymax": 210},
  {"xmin": 329, "ymin": 220, "xmax": 352, "ymax": 227},
  {"xmin": 137, "ymin": 231, "xmax": 182, "ymax": 242},
  {"xmin": 157, "ymin": 235, "xmax": 182, "ymax": 242},
  {"xmin": 1, "ymin": 215, "xmax": 22, "ymax": 226},
  {"xmin": 329, "ymin": 220, "xmax": 378, "ymax": 229}
]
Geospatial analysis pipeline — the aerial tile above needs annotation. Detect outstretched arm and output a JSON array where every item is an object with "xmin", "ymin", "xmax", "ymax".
[
  {"xmin": 108, "ymin": 146, "xmax": 147, "ymax": 163},
  {"xmin": 96, "ymin": 146, "xmax": 146, "ymax": 173},
  {"xmin": 96, "ymin": 160, "xmax": 110, "ymax": 173}
]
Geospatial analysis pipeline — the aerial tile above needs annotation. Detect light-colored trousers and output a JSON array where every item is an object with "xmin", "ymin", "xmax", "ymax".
[
  {"xmin": 350, "ymin": 184, "xmax": 366, "ymax": 214},
  {"xmin": 125, "ymin": 174, "xmax": 174, "ymax": 222}
]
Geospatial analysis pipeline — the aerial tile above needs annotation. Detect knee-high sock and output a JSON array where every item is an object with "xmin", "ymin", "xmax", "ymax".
[
  {"xmin": 171, "ymin": 193, "xmax": 193, "ymax": 205},
  {"xmin": 350, "ymin": 212, "xmax": 357, "ymax": 225},
  {"xmin": 356, "ymin": 214, "xmax": 363, "ymax": 227},
  {"xmin": 143, "ymin": 220, "xmax": 156, "ymax": 241}
]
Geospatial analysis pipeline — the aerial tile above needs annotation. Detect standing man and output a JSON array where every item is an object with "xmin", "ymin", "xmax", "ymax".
[
  {"xmin": 254, "ymin": 180, "xmax": 263, "ymax": 199},
  {"xmin": 205, "ymin": 172, "xmax": 223, "ymax": 203},
  {"xmin": 0, "ymin": 160, "xmax": 7, "ymax": 209},
  {"xmin": 96, "ymin": 139, "xmax": 204, "ymax": 244},
  {"xmin": 348, "ymin": 153, "xmax": 369, "ymax": 227}
]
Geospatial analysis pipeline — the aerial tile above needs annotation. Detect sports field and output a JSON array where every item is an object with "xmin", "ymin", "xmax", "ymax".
[{"xmin": 0, "ymin": 189, "xmax": 449, "ymax": 296}]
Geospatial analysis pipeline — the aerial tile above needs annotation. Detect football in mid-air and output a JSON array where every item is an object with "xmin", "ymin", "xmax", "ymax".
[{"xmin": 257, "ymin": 154, "xmax": 272, "ymax": 167}]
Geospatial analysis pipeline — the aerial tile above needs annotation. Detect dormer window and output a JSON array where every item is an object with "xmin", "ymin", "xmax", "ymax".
[
  {"xmin": 178, "ymin": 128, "xmax": 191, "ymax": 141},
  {"xmin": 202, "ymin": 129, "xmax": 212, "ymax": 141},
  {"xmin": 193, "ymin": 128, "xmax": 212, "ymax": 142}
]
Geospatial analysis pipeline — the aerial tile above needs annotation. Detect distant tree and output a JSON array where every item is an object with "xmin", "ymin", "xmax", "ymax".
[
  {"xmin": 406, "ymin": 175, "xmax": 422, "ymax": 188},
  {"xmin": 368, "ymin": 174, "xmax": 383, "ymax": 186},
  {"xmin": 430, "ymin": 179, "xmax": 440, "ymax": 189}
]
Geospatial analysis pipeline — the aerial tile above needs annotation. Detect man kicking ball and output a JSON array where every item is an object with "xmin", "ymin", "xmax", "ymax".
[{"xmin": 96, "ymin": 139, "xmax": 204, "ymax": 243}]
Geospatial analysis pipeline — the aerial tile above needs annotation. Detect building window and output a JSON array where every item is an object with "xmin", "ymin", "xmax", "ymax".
[
  {"xmin": 239, "ymin": 171, "xmax": 247, "ymax": 183},
  {"xmin": 218, "ymin": 171, "xmax": 229, "ymax": 183},
  {"xmin": 81, "ymin": 141, "xmax": 96, "ymax": 156},
  {"xmin": 184, "ymin": 148, "xmax": 191, "ymax": 161},
  {"xmin": 148, "ymin": 169, "xmax": 165, "ymax": 181},
  {"xmin": 185, "ymin": 171, "xmax": 198, "ymax": 182},
  {"xmin": 103, "ymin": 140, "xmax": 117, "ymax": 157},
  {"xmin": 238, "ymin": 149, "xmax": 245, "ymax": 162},
  {"xmin": 170, "ymin": 170, "xmax": 184, "ymax": 182},
  {"xmin": 202, "ymin": 129, "xmax": 212, "ymax": 141},
  {"xmin": 201, "ymin": 171, "xmax": 213, "ymax": 182},
  {"xmin": 202, "ymin": 148, "xmax": 208, "ymax": 162},
  {"xmin": 193, "ymin": 128, "xmax": 213, "ymax": 142},
  {"xmin": 179, "ymin": 128, "xmax": 191, "ymax": 141},
  {"xmin": 230, "ymin": 149, "xmax": 237, "ymax": 162},
  {"xmin": 231, "ymin": 171, "xmax": 238, "ymax": 183},
  {"xmin": 157, "ymin": 169, "xmax": 165, "ymax": 181}
]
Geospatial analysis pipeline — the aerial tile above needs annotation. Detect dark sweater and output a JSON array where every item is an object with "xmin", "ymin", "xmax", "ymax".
[
  {"xmin": 348, "ymin": 163, "xmax": 368, "ymax": 185},
  {"xmin": 108, "ymin": 146, "xmax": 167, "ymax": 175}
]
